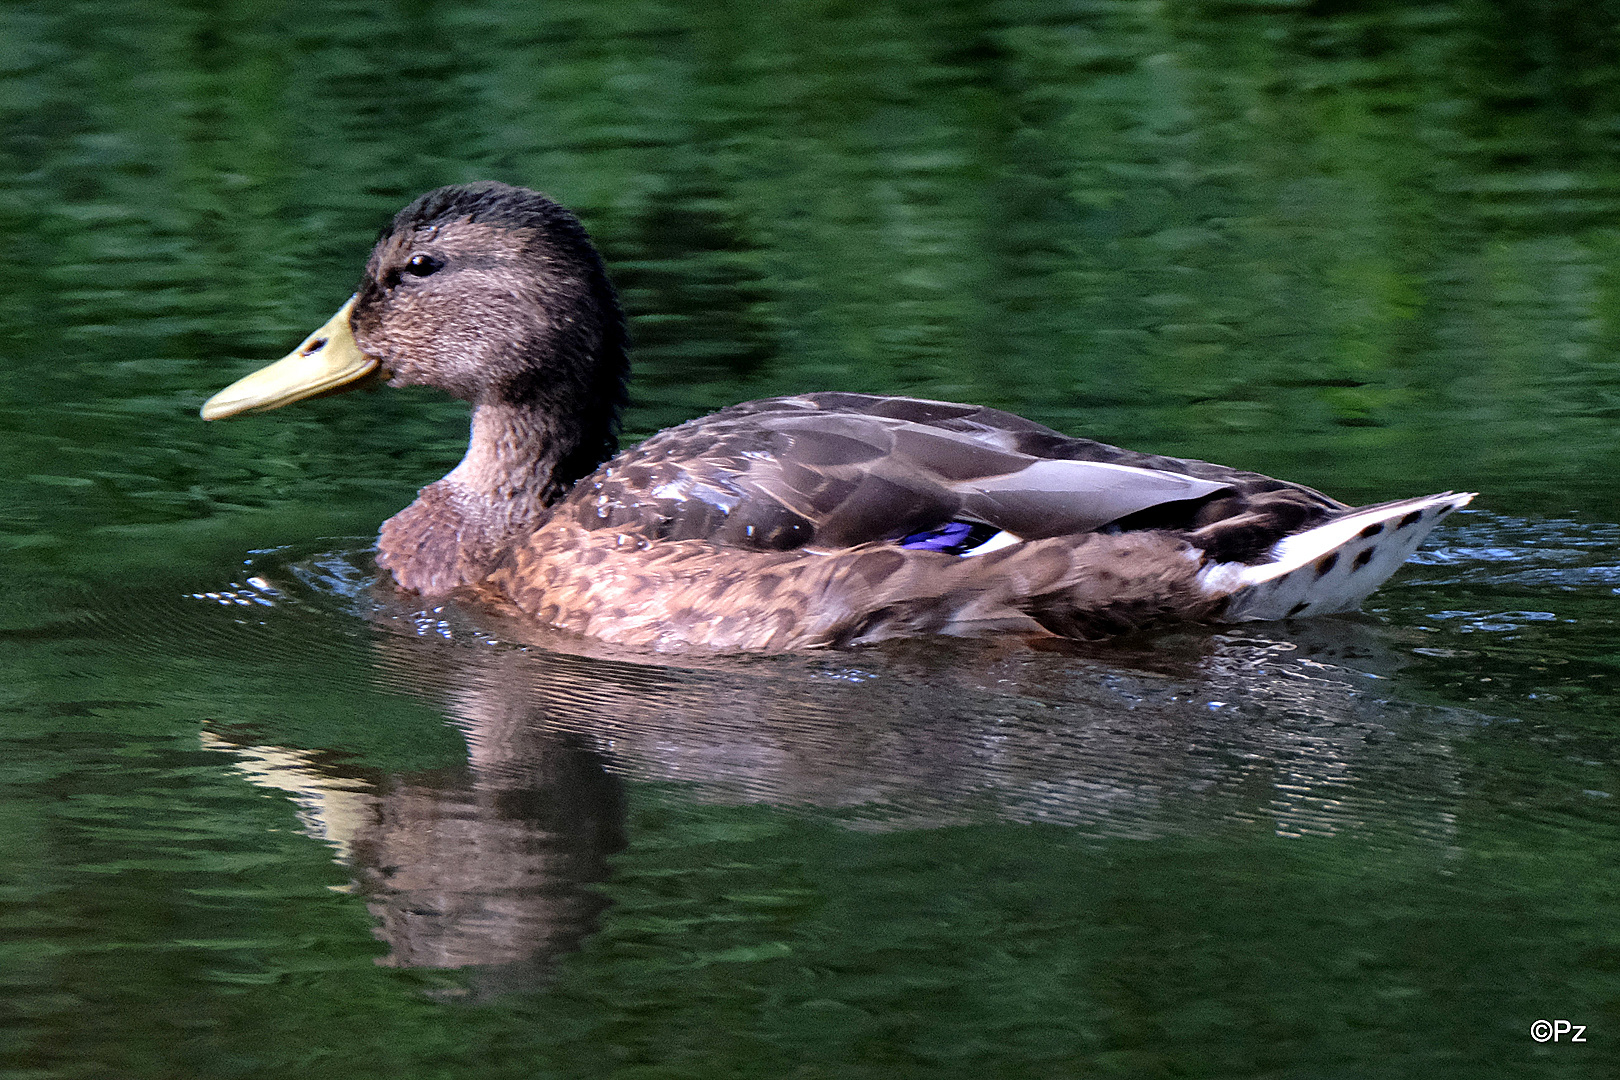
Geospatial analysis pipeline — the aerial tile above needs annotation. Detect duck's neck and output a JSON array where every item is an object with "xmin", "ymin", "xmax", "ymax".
[
  {"xmin": 377, "ymin": 398, "xmax": 618, "ymax": 595},
  {"xmin": 446, "ymin": 402, "xmax": 576, "ymax": 521}
]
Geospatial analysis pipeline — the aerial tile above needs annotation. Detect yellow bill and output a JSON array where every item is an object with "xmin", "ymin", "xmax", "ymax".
[{"xmin": 200, "ymin": 296, "xmax": 379, "ymax": 420}]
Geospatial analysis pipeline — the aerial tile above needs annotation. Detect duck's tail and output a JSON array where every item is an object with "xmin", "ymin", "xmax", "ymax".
[{"xmin": 1201, "ymin": 491, "xmax": 1475, "ymax": 622}]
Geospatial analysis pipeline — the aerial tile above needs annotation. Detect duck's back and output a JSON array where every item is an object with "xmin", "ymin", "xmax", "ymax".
[{"xmin": 551, "ymin": 392, "xmax": 1346, "ymax": 560}]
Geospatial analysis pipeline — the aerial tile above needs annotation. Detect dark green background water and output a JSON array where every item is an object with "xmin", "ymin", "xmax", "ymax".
[{"xmin": 3, "ymin": 1, "xmax": 1618, "ymax": 1076}]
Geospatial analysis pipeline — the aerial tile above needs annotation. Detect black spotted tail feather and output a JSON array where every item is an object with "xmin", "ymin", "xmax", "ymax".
[{"xmin": 1202, "ymin": 492, "xmax": 1475, "ymax": 621}]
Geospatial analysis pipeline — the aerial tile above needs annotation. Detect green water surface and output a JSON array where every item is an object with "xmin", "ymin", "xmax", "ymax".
[{"xmin": 2, "ymin": 2, "xmax": 1617, "ymax": 1077}]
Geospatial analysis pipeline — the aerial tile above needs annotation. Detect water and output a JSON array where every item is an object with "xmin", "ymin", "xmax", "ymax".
[{"xmin": 2, "ymin": 2, "xmax": 1618, "ymax": 1076}]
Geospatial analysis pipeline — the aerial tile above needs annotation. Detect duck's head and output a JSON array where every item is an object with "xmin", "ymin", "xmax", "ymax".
[{"xmin": 202, "ymin": 182, "xmax": 629, "ymax": 491}]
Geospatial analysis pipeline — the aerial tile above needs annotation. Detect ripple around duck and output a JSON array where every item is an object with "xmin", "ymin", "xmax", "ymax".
[
  {"xmin": 114, "ymin": 539, "xmax": 1497, "ymax": 855},
  {"xmin": 34, "ymin": 508, "xmax": 1600, "ymax": 858},
  {"xmin": 1403, "ymin": 510, "xmax": 1620, "ymax": 573}
]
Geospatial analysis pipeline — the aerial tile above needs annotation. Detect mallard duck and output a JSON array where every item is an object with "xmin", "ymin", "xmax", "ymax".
[{"xmin": 202, "ymin": 182, "xmax": 1472, "ymax": 651}]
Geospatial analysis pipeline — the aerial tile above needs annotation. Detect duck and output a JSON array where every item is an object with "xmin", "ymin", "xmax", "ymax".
[{"xmin": 202, "ymin": 181, "xmax": 1473, "ymax": 651}]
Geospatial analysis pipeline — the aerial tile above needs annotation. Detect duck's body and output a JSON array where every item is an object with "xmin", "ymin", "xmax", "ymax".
[{"xmin": 203, "ymin": 182, "xmax": 1471, "ymax": 651}]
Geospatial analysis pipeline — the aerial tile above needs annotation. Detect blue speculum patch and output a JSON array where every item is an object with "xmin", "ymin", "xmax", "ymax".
[{"xmin": 896, "ymin": 521, "xmax": 1002, "ymax": 554}]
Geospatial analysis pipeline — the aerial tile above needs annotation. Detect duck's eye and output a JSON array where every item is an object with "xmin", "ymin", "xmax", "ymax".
[{"xmin": 403, "ymin": 253, "xmax": 444, "ymax": 277}]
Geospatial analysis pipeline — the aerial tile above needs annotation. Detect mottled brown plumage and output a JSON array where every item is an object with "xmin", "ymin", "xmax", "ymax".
[{"xmin": 202, "ymin": 182, "xmax": 1471, "ymax": 650}]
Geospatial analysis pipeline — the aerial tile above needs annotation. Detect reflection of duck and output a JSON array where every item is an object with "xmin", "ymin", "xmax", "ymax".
[
  {"xmin": 194, "ymin": 571, "xmax": 1464, "ymax": 986},
  {"xmin": 203, "ymin": 182, "xmax": 1471, "ymax": 650},
  {"xmin": 202, "ymin": 718, "xmax": 625, "ymax": 990}
]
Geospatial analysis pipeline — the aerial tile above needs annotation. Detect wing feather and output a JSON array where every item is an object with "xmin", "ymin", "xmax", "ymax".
[{"xmin": 576, "ymin": 393, "xmax": 1331, "ymax": 554}]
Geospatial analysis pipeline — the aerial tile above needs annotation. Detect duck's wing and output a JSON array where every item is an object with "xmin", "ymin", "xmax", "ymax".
[{"xmin": 565, "ymin": 393, "xmax": 1346, "ymax": 556}]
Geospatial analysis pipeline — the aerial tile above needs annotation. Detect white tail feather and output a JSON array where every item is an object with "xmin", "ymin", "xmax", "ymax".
[{"xmin": 1200, "ymin": 492, "xmax": 1475, "ymax": 622}]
